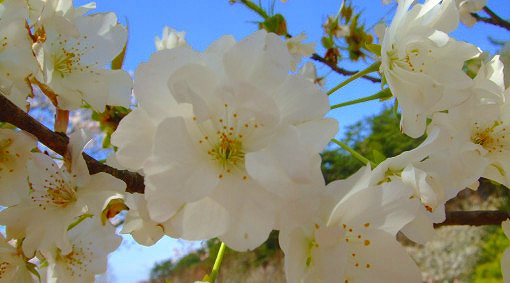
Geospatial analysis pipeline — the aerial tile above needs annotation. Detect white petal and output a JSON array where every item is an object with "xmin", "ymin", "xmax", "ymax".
[
  {"xmin": 111, "ymin": 108, "xmax": 157, "ymax": 171},
  {"xmin": 165, "ymin": 197, "xmax": 228, "ymax": 241},
  {"xmin": 400, "ymin": 208, "xmax": 437, "ymax": 244},
  {"xmin": 213, "ymin": 178, "xmax": 280, "ymax": 251},
  {"xmin": 134, "ymin": 47, "xmax": 199, "ymax": 120},
  {"xmin": 224, "ymin": 30, "xmax": 290, "ymax": 90}
]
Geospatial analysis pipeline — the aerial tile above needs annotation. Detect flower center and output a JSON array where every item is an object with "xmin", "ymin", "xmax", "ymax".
[
  {"xmin": 471, "ymin": 120, "xmax": 509, "ymax": 154},
  {"xmin": 195, "ymin": 103, "xmax": 261, "ymax": 180},
  {"xmin": 48, "ymin": 184, "xmax": 78, "ymax": 208},
  {"xmin": 31, "ymin": 174, "xmax": 78, "ymax": 209},
  {"xmin": 211, "ymin": 132, "xmax": 244, "ymax": 171},
  {"xmin": 50, "ymin": 33, "xmax": 94, "ymax": 78},
  {"xmin": 57, "ymin": 243, "xmax": 91, "ymax": 278},
  {"xmin": 54, "ymin": 49, "xmax": 78, "ymax": 77},
  {"xmin": 387, "ymin": 45, "xmax": 429, "ymax": 73}
]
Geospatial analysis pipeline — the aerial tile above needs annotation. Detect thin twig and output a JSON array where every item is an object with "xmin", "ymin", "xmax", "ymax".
[
  {"xmin": 471, "ymin": 7, "xmax": 510, "ymax": 31},
  {"xmin": 310, "ymin": 53, "xmax": 381, "ymax": 83},
  {"xmin": 435, "ymin": 210, "xmax": 509, "ymax": 227},
  {"xmin": 0, "ymin": 94, "xmax": 145, "ymax": 193}
]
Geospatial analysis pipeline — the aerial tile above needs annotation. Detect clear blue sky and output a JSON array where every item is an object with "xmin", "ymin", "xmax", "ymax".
[{"xmin": 71, "ymin": 1, "xmax": 509, "ymax": 282}]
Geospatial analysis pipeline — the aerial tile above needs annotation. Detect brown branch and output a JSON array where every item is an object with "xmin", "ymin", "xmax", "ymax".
[
  {"xmin": 310, "ymin": 53, "xmax": 381, "ymax": 83},
  {"xmin": 0, "ymin": 94, "xmax": 145, "ymax": 193},
  {"xmin": 435, "ymin": 210, "xmax": 510, "ymax": 227},
  {"xmin": 471, "ymin": 7, "xmax": 510, "ymax": 31}
]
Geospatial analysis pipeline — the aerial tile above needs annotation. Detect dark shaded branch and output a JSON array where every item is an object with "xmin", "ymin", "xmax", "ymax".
[
  {"xmin": 471, "ymin": 7, "xmax": 510, "ymax": 31},
  {"xmin": 435, "ymin": 210, "xmax": 510, "ymax": 227},
  {"xmin": 0, "ymin": 94, "xmax": 145, "ymax": 193},
  {"xmin": 310, "ymin": 53, "xmax": 381, "ymax": 83}
]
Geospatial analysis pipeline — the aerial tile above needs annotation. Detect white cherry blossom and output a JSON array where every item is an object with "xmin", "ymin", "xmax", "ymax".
[
  {"xmin": 299, "ymin": 62, "xmax": 325, "ymax": 87},
  {"xmin": 0, "ymin": 235, "xmax": 35, "ymax": 282},
  {"xmin": 32, "ymin": 8, "xmax": 132, "ymax": 111},
  {"xmin": 113, "ymin": 30, "xmax": 337, "ymax": 251},
  {"xmin": 369, "ymin": 126, "xmax": 483, "ymax": 243},
  {"xmin": 155, "ymin": 26, "xmax": 188, "ymax": 51},
  {"xmin": 0, "ymin": 129, "xmax": 37, "ymax": 206},
  {"xmin": 456, "ymin": 0, "xmax": 486, "ymax": 27},
  {"xmin": 380, "ymin": 0, "xmax": 480, "ymax": 138},
  {"xmin": 43, "ymin": 218, "xmax": 121, "ymax": 283},
  {"xmin": 0, "ymin": 0, "xmax": 39, "ymax": 110},
  {"xmin": 121, "ymin": 193, "xmax": 165, "ymax": 246},
  {"xmin": 27, "ymin": 0, "xmax": 95, "ymax": 24},
  {"xmin": 429, "ymin": 57, "xmax": 510, "ymax": 188},
  {"xmin": 279, "ymin": 167, "xmax": 421, "ymax": 283},
  {"xmin": 0, "ymin": 131, "xmax": 125, "ymax": 257},
  {"xmin": 500, "ymin": 42, "xmax": 510, "ymax": 89},
  {"xmin": 285, "ymin": 33, "xmax": 315, "ymax": 71}
]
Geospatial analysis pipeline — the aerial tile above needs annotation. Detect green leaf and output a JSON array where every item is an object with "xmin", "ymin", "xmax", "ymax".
[
  {"xmin": 26, "ymin": 262, "xmax": 41, "ymax": 283},
  {"xmin": 372, "ymin": 149, "xmax": 386, "ymax": 165},
  {"xmin": 261, "ymin": 14, "xmax": 287, "ymax": 36},
  {"xmin": 67, "ymin": 213, "xmax": 93, "ymax": 231},
  {"xmin": 392, "ymin": 98, "xmax": 399, "ymax": 117},
  {"xmin": 321, "ymin": 36, "xmax": 334, "ymax": 49},
  {"xmin": 365, "ymin": 43, "xmax": 381, "ymax": 57}
]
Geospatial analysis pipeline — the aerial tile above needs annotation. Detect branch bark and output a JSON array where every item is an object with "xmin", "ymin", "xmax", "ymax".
[
  {"xmin": 0, "ymin": 94, "xmax": 145, "ymax": 193},
  {"xmin": 310, "ymin": 53, "xmax": 381, "ymax": 83},
  {"xmin": 435, "ymin": 210, "xmax": 510, "ymax": 227}
]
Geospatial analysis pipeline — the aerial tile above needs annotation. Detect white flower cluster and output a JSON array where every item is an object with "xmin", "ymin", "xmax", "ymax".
[
  {"xmin": 0, "ymin": 0, "xmax": 509, "ymax": 282},
  {"xmin": 0, "ymin": 129, "xmax": 123, "ymax": 282},
  {"xmin": 0, "ymin": 0, "xmax": 131, "ymax": 281},
  {"xmin": 0, "ymin": 0, "xmax": 132, "ymax": 112}
]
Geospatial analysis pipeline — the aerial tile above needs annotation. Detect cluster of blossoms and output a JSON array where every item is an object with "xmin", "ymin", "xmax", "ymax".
[
  {"xmin": 0, "ymin": 0, "xmax": 129, "ymax": 281},
  {"xmin": 0, "ymin": 0, "xmax": 509, "ymax": 282}
]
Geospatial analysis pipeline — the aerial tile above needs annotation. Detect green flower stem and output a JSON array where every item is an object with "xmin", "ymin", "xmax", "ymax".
[
  {"xmin": 209, "ymin": 242, "xmax": 227, "ymax": 283},
  {"xmin": 327, "ymin": 61, "xmax": 381, "ymax": 96},
  {"xmin": 67, "ymin": 213, "xmax": 93, "ymax": 231},
  {"xmin": 330, "ymin": 88, "xmax": 392, "ymax": 109},
  {"xmin": 331, "ymin": 138, "xmax": 375, "ymax": 167},
  {"xmin": 240, "ymin": 0, "xmax": 269, "ymax": 19}
]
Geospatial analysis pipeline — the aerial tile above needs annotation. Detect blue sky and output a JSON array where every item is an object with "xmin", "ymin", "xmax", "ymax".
[{"xmin": 69, "ymin": 1, "xmax": 510, "ymax": 282}]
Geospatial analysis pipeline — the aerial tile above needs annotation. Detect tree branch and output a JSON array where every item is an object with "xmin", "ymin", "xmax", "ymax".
[
  {"xmin": 435, "ymin": 210, "xmax": 509, "ymax": 227},
  {"xmin": 471, "ymin": 7, "xmax": 510, "ymax": 31},
  {"xmin": 0, "ymin": 94, "xmax": 145, "ymax": 194},
  {"xmin": 310, "ymin": 53, "xmax": 381, "ymax": 83}
]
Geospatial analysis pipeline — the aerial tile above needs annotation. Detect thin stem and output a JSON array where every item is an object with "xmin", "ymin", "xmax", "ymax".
[
  {"xmin": 471, "ymin": 7, "xmax": 510, "ymax": 31},
  {"xmin": 483, "ymin": 6, "xmax": 510, "ymax": 31},
  {"xmin": 327, "ymin": 61, "xmax": 381, "ymax": 96},
  {"xmin": 67, "ymin": 214, "xmax": 93, "ymax": 231},
  {"xmin": 310, "ymin": 54, "xmax": 381, "ymax": 83},
  {"xmin": 330, "ymin": 88, "xmax": 392, "ymax": 109},
  {"xmin": 55, "ymin": 109, "xmax": 69, "ymax": 133},
  {"xmin": 331, "ymin": 138, "xmax": 375, "ymax": 167},
  {"xmin": 209, "ymin": 242, "xmax": 227, "ymax": 283},
  {"xmin": 239, "ymin": 0, "xmax": 269, "ymax": 19}
]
